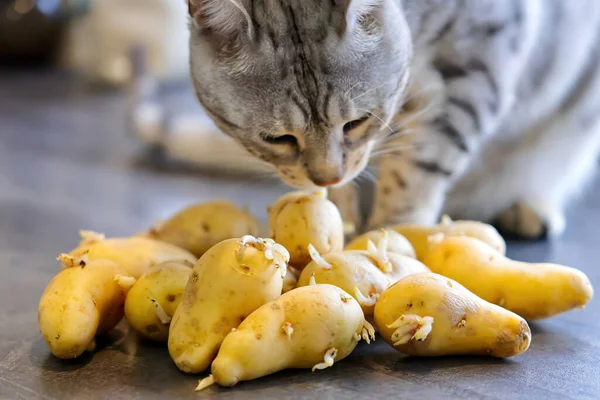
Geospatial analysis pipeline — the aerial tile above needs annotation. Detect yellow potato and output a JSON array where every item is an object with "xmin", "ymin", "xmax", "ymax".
[
  {"xmin": 196, "ymin": 284, "xmax": 374, "ymax": 390},
  {"xmin": 147, "ymin": 201, "xmax": 263, "ymax": 257},
  {"xmin": 384, "ymin": 252, "xmax": 431, "ymax": 284},
  {"xmin": 61, "ymin": 231, "xmax": 196, "ymax": 279},
  {"xmin": 297, "ymin": 246, "xmax": 428, "ymax": 315},
  {"xmin": 124, "ymin": 260, "xmax": 194, "ymax": 342},
  {"xmin": 423, "ymin": 236, "xmax": 594, "ymax": 320},
  {"xmin": 268, "ymin": 190, "xmax": 344, "ymax": 269},
  {"xmin": 393, "ymin": 217, "xmax": 506, "ymax": 261},
  {"xmin": 297, "ymin": 250, "xmax": 388, "ymax": 315},
  {"xmin": 282, "ymin": 266, "xmax": 300, "ymax": 294},
  {"xmin": 374, "ymin": 272, "xmax": 531, "ymax": 358},
  {"xmin": 168, "ymin": 236, "xmax": 289, "ymax": 374},
  {"xmin": 345, "ymin": 229, "xmax": 416, "ymax": 259},
  {"xmin": 38, "ymin": 257, "xmax": 131, "ymax": 359}
]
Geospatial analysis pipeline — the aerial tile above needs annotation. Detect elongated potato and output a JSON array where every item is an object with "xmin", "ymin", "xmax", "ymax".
[
  {"xmin": 39, "ymin": 258, "xmax": 131, "ymax": 359},
  {"xmin": 424, "ymin": 236, "xmax": 594, "ymax": 320},
  {"xmin": 297, "ymin": 246, "xmax": 428, "ymax": 315},
  {"xmin": 268, "ymin": 190, "xmax": 344, "ymax": 269},
  {"xmin": 61, "ymin": 231, "xmax": 196, "ymax": 279},
  {"xmin": 168, "ymin": 236, "xmax": 289, "ymax": 374},
  {"xmin": 345, "ymin": 229, "xmax": 416, "ymax": 259},
  {"xmin": 124, "ymin": 260, "xmax": 194, "ymax": 342},
  {"xmin": 196, "ymin": 284, "xmax": 374, "ymax": 390},
  {"xmin": 374, "ymin": 273, "xmax": 531, "ymax": 358},
  {"xmin": 147, "ymin": 201, "xmax": 263, "ymax": 257},
  {"xmin": 393, "ymin": 217, "xmax": 506, "ymax": 261}
]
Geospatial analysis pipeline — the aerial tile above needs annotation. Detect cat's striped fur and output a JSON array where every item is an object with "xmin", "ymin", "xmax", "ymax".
[{"xmin": 133, "ymin": 0, "xmax": 600, "ymax": 238}]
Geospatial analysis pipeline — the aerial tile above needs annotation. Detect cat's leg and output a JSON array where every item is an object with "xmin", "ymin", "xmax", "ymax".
[
  {"xmin": 328, "ymin": 185, "xmax": 362, "ymax": 235},
  {"xmin": 368, "ymin": 2, "xmax": 536, "ymax": 229},
  {"xmin": 494, "ymin": 119, "xmax": 600, "ymax": 239},
  {"xmin": 445, "ymin": 112, "xmax": 600, "ymax": 239},
  {"xmin": 367, "ymin": 58, "xmax": 515, "ymax": 228}
]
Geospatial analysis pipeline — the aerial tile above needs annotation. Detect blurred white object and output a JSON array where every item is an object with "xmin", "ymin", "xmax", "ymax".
[
  {"xmin": 61, "ymin": 0, "xmax": 189, "ymax": 85},
  {"xmin": 128, "ymin": 47, "xmax": 275, "ymax": 176}
]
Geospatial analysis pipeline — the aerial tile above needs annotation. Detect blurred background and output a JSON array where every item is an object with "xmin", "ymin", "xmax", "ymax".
[{"xmin": 0, "ymin": 0, "xmax": 286, "ymax": 243}]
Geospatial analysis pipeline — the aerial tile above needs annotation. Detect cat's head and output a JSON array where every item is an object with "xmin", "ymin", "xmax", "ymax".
[{"xmin": 188, "ymin": 0, "xmax": 412, "ymax": 188}]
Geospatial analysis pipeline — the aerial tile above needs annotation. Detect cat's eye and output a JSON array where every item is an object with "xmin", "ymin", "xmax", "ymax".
[
  {"xmin": 343, "ymin": 115, "xmax": 370, "ymax": 135},
  {"xmin": 262, "ymin": 134, "xmax": 298, "ymax": 147}
]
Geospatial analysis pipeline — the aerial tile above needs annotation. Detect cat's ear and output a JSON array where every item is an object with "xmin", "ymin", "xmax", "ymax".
[{"xmin": 188, "ymin": 0, "xmax": 252, "ymax": 38}]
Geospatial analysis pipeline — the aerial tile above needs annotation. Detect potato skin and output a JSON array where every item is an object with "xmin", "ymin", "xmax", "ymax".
[
  {"xmin": 268, "ymin": 191, "xmax": 344, "ymax": 269},
  {"xmin": 64, "ymin": 233, "xmax": 196, "ymax": 279},
  {"xmin": 211, "ymin": 284, "xmax": 366, "ymax": 387},
  {"xmin": 282, "ymin": 266, "xmax": 300, "ymax": 294},
  {"xmin": 38, "ymin": 259, "xmax": 129, "ymax": 359},
  {"xmin": 345, "ymin": 229, "xmax": 416, "ymax": 259},
  {"xmin": 423, "ymin": 236, "xmax": 594, "ymax": 320},
  {"xmin": 148, "ymin": 201, "xmax": 263, "ymax": 257},
  {"xmin": 297, "ymin": 251, "xmax": 389, "ymax": 315},
  {"xmin": 393, "ymin": 220, "xmax": 506, "ymax": 261},
  {"xmin": 374, "ymin": 273, "xmax": 531, "ymax": 358},
  {"xmin": 168, "ymin": 237, "xmax": 288, "ymax": 374},
  {"xmin": 124, "ymin": 260, "xmax": 193, "ymax": 342},
  {"xmin": 385, "ymin": 253, "xmax": 431, "ymax": 285},
  {"xmin": 297, "ymin": 251, "xmax": 428, "ymax": 315}
]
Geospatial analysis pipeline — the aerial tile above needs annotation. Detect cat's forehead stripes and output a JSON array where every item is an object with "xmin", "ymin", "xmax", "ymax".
[{"xmin": 254, "ymin": 1, "xmax": 343, "ymax": 130}]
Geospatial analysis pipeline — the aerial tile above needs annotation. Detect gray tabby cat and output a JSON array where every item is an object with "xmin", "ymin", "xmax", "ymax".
[{"xmin": 147, "ymin": 0, "xmax": 600, "ymax": 238}]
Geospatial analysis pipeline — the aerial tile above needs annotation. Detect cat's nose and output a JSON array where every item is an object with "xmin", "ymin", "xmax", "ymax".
[
  {"xmin": 307, "ymin": 166, "xmax": 344, "ymax": 187},
  {"xmin": 312, "ymin": 176, "xmax": 343, "ymax": 187},
  {"xmin": 304, "ymin": 135, "xmax": 344, "ymax": 187}
]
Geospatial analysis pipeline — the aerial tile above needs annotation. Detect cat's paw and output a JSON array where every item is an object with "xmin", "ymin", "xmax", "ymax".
[{"xmin": 495, "ymin": 201, "xmax": 566, "ymax": 240}]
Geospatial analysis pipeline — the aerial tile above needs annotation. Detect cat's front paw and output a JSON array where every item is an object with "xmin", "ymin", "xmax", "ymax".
[{"xmin": 495, "ymin": 201, "xmax": 566, "ymax": 240}]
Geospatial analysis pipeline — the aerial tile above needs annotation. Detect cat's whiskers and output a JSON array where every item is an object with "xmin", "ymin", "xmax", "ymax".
[
  {"xmin": 358, "ymin": 167, "xmax": 378, "ymax": 184},
  {"xmin": 358, "ymin": 109, "xmax": 395, "ymax": 136},
  {"xmin": 371, "ymin": 146, "xmax": 415, "ymax": 158},
  {"xmin": 402, "ymin": 80, "xmax": 440, "ymax": 104},
  {"xmin": 372, "ymin": 98, "xmax": 438, "ymax": 145},
  {"xmin": 350, "ymin": 79, "xmax": 397, "ymax": 102},
  {"xmin": 344, "ymin": 81, "xmax": 371, "ymax": 98}
]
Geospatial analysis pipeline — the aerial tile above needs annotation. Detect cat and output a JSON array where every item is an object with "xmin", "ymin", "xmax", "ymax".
[
  {"xmin": 132, "ymin": 0, "xmax": 600, "ymax": 239},
  {"xmin": 61, "ymin": 0, "xmax": 190, "ymax": 86}
]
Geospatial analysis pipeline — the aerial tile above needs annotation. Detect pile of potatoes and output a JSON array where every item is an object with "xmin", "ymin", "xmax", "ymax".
[{"xmin": 38, "ymin": 191, "xmax": 594, "ymax": 390}]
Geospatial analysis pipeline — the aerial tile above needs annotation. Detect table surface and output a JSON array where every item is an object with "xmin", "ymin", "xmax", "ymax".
[{"xmin": 0, "ymin": 71, "xmax": 599, "ymax": 400}]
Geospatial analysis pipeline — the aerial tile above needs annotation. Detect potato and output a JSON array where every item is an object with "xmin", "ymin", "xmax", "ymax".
[
  {"xmin": 61, "ymin": 231, "xmax": 196, "ymax": 279},
  {"xmin": 147, "ymin": 201, "xmax": 263, "ymax": 257},
  {"xmin": 297, "ymin": 250, "xmax": 388, "ymax": 315},
  {"xmin": 384, "ymin": 252, "xmax": 431, "ymax": 284},
  {"xmin": 345, "ymin": 229, "xmax": 416, "ymax": 259},
  {"xmin": 38, "ymin": 257, "xmax": 131, "ymax": 359},
  {"xmin": 282, "ymin": 266, "xmax": 300, "ymax": 294},
  {"xmin": 374, "ymin": 272, "xmax": 531, "ymax": 358},
  {"xmin": 423, "ymin": 236, "xmax": 594, "ymax": 320},
  {"xmin": 124, "ymin": 260, "xmax": 194, "ymax": 342},
  {"xmin": 168, "ymin": 236, "xmax": 289, "ymax": 374},
  {"xmin": 297, "ymin": 246, "xmax": 428, "ymax": 315},
  {"xmin": 268, "ymin": 190, "xmax": 344, "ymax": 269},
  {"xmin": 393, "ymin": 216, "xmax": 506, "ymax": 261},
  {"xmin": 196, "ymin": 284, "xmax": 374, "ymax": 390}
]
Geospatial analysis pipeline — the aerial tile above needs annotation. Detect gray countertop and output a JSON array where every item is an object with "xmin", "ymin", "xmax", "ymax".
[{"xmin": 0, "ymin": 72, "xmax": 598, "ymax": 400}]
